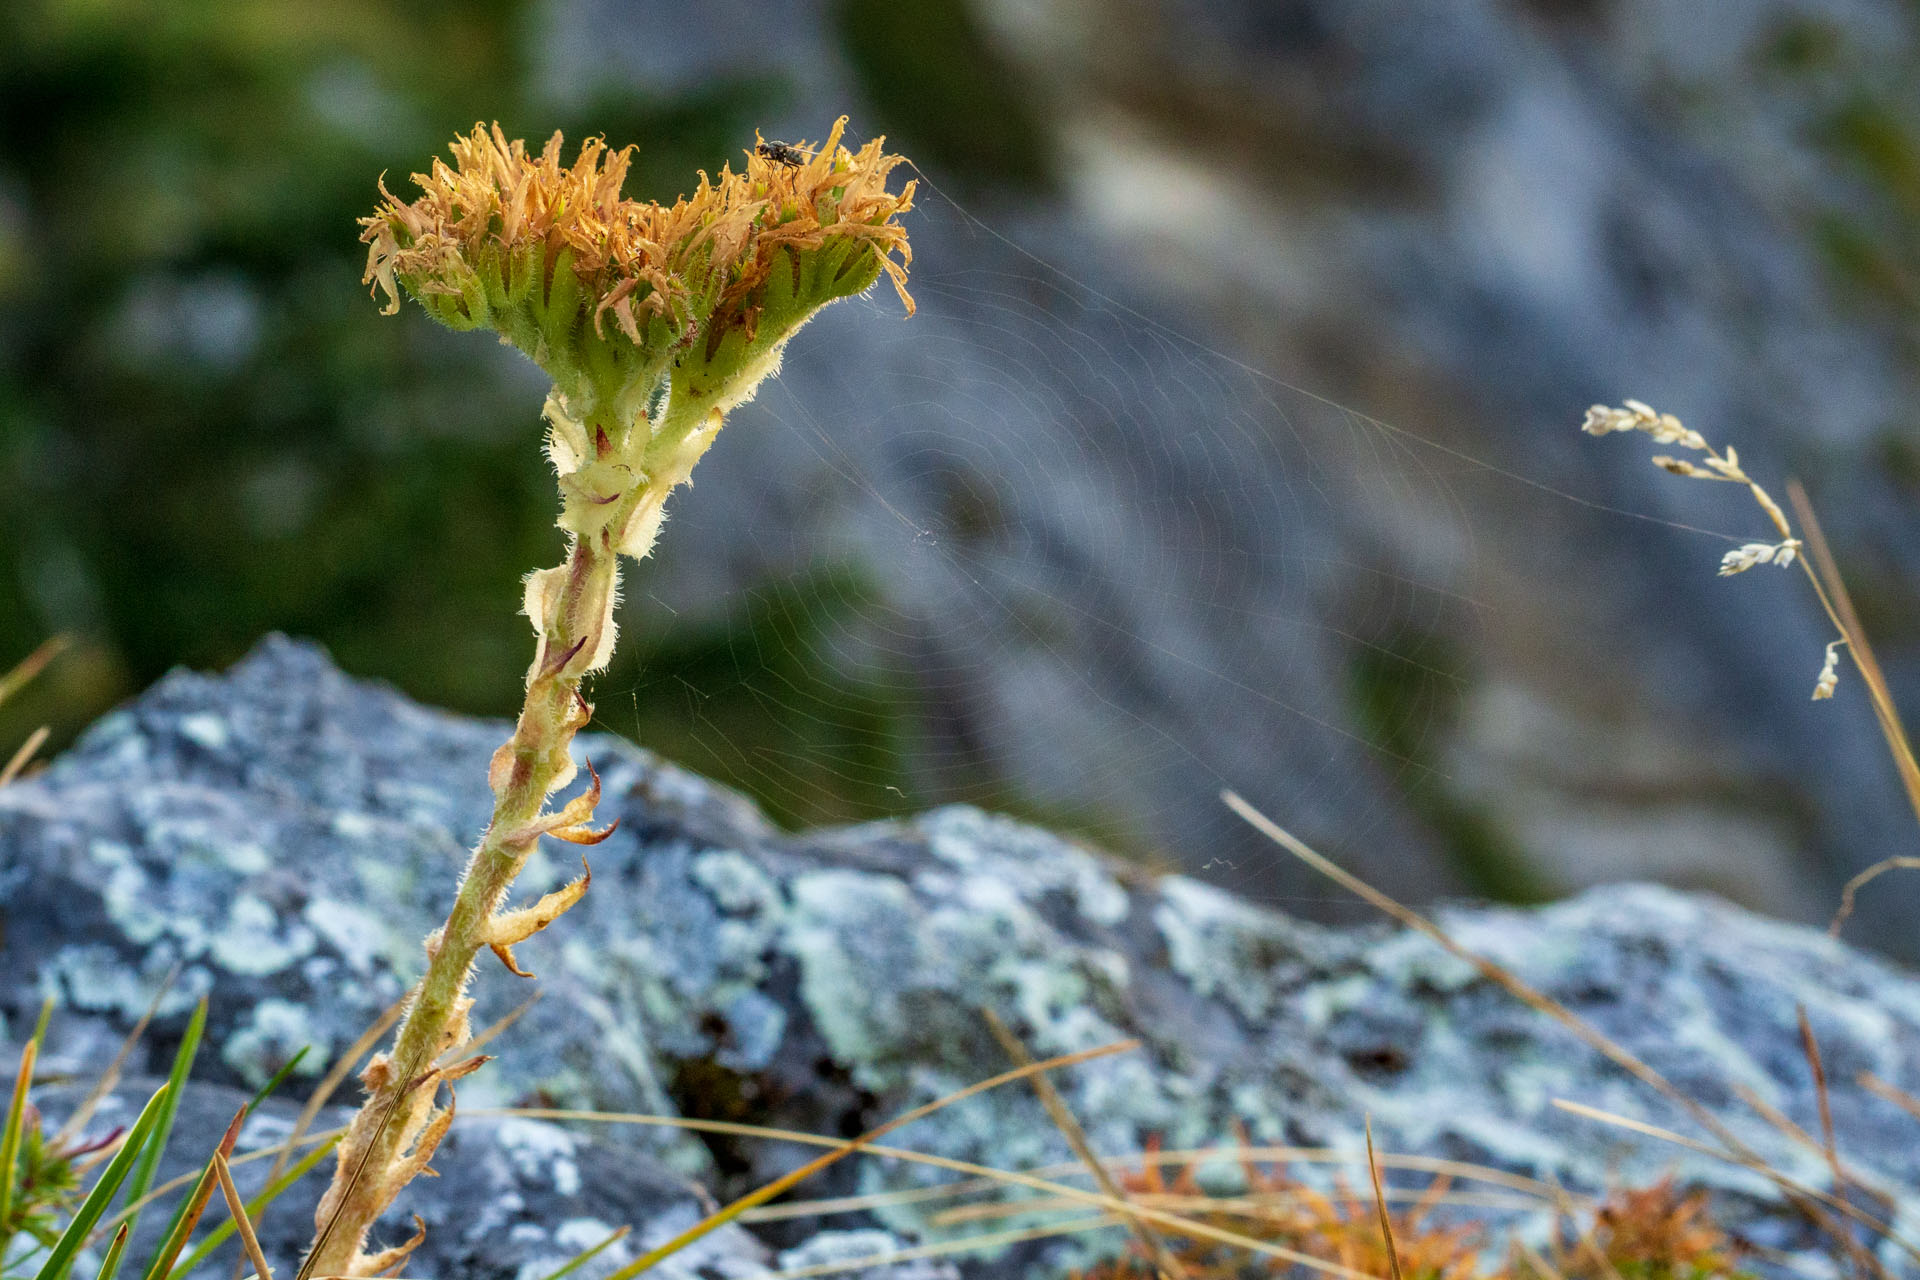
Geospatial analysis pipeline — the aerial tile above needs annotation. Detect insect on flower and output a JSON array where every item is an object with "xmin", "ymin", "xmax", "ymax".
[{"xmin": 755, "ymin": 138, "xmax": 810, "ymax": 166}]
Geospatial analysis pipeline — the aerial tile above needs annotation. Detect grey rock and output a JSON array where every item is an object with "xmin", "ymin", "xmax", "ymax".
[{"xmin": 7, "ymin": 639, "xmax": 1920, "ymax": 1274}]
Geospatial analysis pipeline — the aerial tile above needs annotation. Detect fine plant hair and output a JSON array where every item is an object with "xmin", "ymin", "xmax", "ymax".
[{"xmin": 301, "ymin": 118, "xmax": 916, "ymax": 1278}]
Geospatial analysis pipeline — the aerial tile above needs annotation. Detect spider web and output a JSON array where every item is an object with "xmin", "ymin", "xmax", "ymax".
[{"xmin": 595, "ymin": 182, "xmax": 1754, "ymax": 921}]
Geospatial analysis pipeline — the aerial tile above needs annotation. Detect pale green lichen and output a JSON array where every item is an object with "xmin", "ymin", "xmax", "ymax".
[
  {"xmin": 786, "ymin": 871, "xmax": 923, "ymax": 1077},
  {"xmin": 303, "ymin": 899, "xmax": 396, "ymax": 976},
  {"xmin": 222, "ymin": 997, "xmax": 328, "ymax": 1088},
  {"xmin": 493, "ymin": 1118, "xmax": 583, "ymax": 1197},
  {"xmin": 209, "ymin": 893, "xmax": 316, "ymax": 975},
  {"xmin": 1152, "ymin": 874, "xmax": 1325, "ymax": 1023},
  {"xmin": 175, "ymin": 711, "xmax": 230, "ymax": 751}
]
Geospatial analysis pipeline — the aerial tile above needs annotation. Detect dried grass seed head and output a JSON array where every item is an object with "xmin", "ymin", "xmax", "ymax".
[
  {"xmin": 1718, "ymin": 539, "xmax": 1801, "ymax": 576},
  {"xmin": 1582, "ymin": 402, "xmax": 1708, "ymax": 451},
  {"xmin": 1814, "ymin": 640, "xmax": 1843, "ymax": 700}
]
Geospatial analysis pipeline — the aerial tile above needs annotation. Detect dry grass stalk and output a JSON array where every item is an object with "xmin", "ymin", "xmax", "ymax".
[
  {"xmin": 597, "ymin": 1040, "xmax": 1141, "ymax": 1280},
  {"xmin": 1831, "ymin": 857, "xmax": 1920, "ymax": 937},
  {"xmin": 1223, "ymin": 789, "xmax": 1911, "ymax": 1275},
  {"xmin": 1222, "ymin": 792, "xmax": 1749, "ymax": 1159},
  {"xmin": 0, "ymin": 726, "xmax": 49, "ymax": 790},
  {"xmin": 773, "ymin": 1215, "xmax": 1123, "ymax": 1279},
  {"xmin": 1799, "ymin": 1006, "xmax": 1885, "ymax": 1280},
  {"xmin": 494, "ymin": 1105, "xmax": 1382, "ymax": 1280},
  {"xmin": 1859, "ymin": 1073, "xmax": 1920, "ymax": 1134},
  {"xmin": 1363, "ymin": 1119, "xmax": 1404, "ymax": 1280},
  {"xmin": 1548, "ymin": 1096, "xmax": 1907, "ymax": 1261},
  {"xmin": 984, "ymin": 1010, "xmax": 1186, "ymax": 1280},
  {"xmin": 1728, "ymin": 1078, "xmax": 1905, "ymax": 1213},
  {"xmin": 1787, "ymin": 481, "xmax": 1920, "ymax": 812},
  {"xmin": 0, "ymin": 636, "xmax": 68, "ymax": 710},
  {"xmin": 743, "ymin": 1143, "xmax": 1565, "ymax": 1229},
  {"xmin": 214, "ymin": 1152, "xmax": 275, "ymax": 1280},
  {"xmin": 0, "ymin": 635, "xmax": 67, "ymax": 791}
]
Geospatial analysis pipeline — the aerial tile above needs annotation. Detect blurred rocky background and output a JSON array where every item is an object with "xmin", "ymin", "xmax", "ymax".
[{"xmin": 4, "ymin": 0, "xmax": 1920, "ymax": 951}]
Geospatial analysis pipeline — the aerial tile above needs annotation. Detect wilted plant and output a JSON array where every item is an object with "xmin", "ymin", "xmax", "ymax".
[{"xmin": 302, "ymin": 118, "xmax": 916, "ymax": 1277}]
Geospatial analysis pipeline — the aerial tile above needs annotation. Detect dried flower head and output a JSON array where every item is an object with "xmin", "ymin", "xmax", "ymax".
[{"xmin": 361, "ymin": 117, "xmax": 915, "ymax": 424}]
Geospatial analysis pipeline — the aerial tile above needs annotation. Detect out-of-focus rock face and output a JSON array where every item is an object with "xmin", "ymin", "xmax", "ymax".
[
  {"xmin": 8, "ymin": 641, "xmax": 1920, "ymax": 1275},
  {"xmin": 542, "ymin": 0, "xmax": 1920, "ymax": 953},
  {"xmin": 958, "ymin": 0, "xmax": 1920, "ymax": 932}
]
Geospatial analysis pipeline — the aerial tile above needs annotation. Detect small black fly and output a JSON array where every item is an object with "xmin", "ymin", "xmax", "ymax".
[{"xmin": 755, "ymin": 139, "xmax": 809, "ymax": 167}]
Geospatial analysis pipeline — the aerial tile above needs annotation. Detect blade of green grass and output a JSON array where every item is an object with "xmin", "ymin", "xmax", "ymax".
[
  {"xmin": 224, "ymin": 1041, "xmax": 310, "ymax": 1280},
  {"xmin": 245, "ymin": 1049, "xmax": 308, "ymax": 1116},
  {"xmin": 169, "ymin": 1134, "xmax": 339, "ymax": 1278},
  {"xmin": 129, "ymin": 1042, "xmax": 304, "ymax": 1264},
  {"xmin": 34, "ymin": 1083, "xmax": 172, "ymax": 1280},
  {"xmin": 31, "ymin": 999, "xmax": 55, "ymax": 1047},
  {"xmin": 533, "ymin": 1224, "xmax": 629, "ymax": 1280},
  {"xmin": 93, "ymin": 1223, "xmax": 130, "ymax": 1280},
  {"xmin": 121, "ymin": 1001, "xmax": 207, "ymax": 1246},
  {"xmin": 2, "ymin": 1037, "xmax": 42, "ymax": 1254}
]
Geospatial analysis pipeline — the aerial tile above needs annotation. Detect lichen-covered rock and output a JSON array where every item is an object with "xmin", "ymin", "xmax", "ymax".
[{"xmin": 7, "ymin": 638, "xmax": 1920, "ymax": 1274}]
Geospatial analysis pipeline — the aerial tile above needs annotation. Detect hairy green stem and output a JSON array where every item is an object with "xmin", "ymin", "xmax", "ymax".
[
  {"xmin": 306, "ymin": 388, "xmax": 729, "ymax": 1276},
  {"xmin": 306, "ymin": 522, "xmax": 622, "ymax": 1277}
]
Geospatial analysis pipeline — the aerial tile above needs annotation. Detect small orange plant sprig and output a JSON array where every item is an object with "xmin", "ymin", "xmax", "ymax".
[{"xmin": 305, "ymin": 119, "xmax": 914, "ymax": 1279}]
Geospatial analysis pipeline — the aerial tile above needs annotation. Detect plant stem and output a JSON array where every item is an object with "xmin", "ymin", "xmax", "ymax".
[
  {"xmin": 308, "ymin": 389, "xmax": 726, "ymax": 1277},
  {"xmin": 305, "ymin": 526, "xmax": 620, "ymax": 1278}
]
